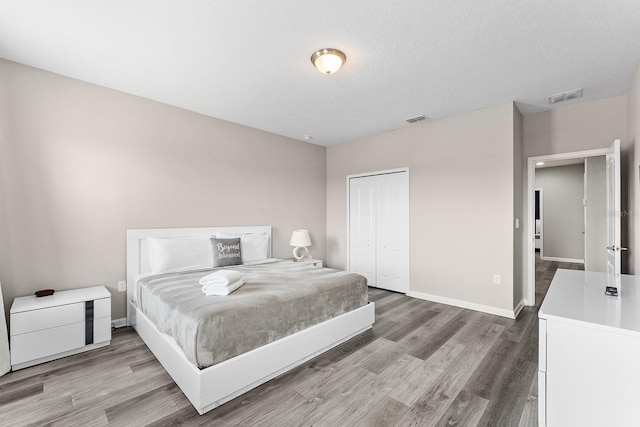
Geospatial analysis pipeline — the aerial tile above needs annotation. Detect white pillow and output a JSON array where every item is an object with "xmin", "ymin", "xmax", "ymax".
[
  {"xmin": 147, "ymin": 237, "xmax": 214, "ymax": 274},
  {"xmin": 216, "ymin": 232, "xmax": 270, "ymax": 263}
]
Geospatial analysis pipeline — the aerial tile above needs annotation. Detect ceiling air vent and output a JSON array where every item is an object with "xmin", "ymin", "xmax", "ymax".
[
  {"xmin": 406, "ymin": 115, "xmax": 428, "ymax": 123},
  {"xmin": 548, "ymin": 88, "xmax": 583, "ymax": 104}
]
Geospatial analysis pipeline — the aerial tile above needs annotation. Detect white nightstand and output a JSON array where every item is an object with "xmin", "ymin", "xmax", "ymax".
[
  {"xmin": 10, "ymin": 286, "xmax": 111, "ymax": 370},
  {"xmin": 296, "ymin": 258, "xmax": 323, "ymax": 267}
]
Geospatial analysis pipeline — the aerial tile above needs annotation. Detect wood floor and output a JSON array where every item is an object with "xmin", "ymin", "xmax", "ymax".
[{"xmin": 0, "ymin": 258, "xmax": 583, "ymax": 427}]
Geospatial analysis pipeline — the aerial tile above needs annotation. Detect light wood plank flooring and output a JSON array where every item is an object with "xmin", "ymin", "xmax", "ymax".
[{"xmin": 0, "ymin": 258, "xmax": 582, "ymax": 426}]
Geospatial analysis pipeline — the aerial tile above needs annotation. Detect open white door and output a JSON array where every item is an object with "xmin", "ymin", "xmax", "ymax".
[{"xmin": 605, "ymin": 139, "xmax": 623, "ymax": 275}]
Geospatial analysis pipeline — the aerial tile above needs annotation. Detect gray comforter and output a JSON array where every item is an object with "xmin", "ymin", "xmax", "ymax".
[{"xmin": 136, "ymin": 259, "xmax": 368, "ymax": 368}]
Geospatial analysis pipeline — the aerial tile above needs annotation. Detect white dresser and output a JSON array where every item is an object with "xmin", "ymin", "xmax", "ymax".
[
  {"xmin": 10, "ymin": 286, "xmax": 111, "ymax": 370},
  {"xmin": 538, "ymin": 269, "xmax": 640, "ymax": 427}
]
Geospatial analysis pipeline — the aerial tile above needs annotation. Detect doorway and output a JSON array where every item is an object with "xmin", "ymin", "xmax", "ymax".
[
  {"xmin": 535, "ymin": 160, "xmax": 586, "ymax": 264},
  {"xmin": 525, "ymin": 141, "xmax": 620, "ymax": 306}
]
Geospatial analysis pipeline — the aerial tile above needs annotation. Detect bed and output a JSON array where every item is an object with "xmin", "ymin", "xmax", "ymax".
[{"xmin": 126, "ymin": 226, "xmax": 375, "ymax": 415}]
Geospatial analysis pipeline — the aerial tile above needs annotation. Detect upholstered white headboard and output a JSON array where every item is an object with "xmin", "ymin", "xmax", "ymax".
[{"xmin": 126, "ymin": 226, "xmax": 272, "ymax": 324}]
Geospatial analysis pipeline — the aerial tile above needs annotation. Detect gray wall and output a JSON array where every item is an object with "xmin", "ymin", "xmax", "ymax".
[
  {"xmin": 585, "ymin": 156, "xmax": 607, "ymax": 272},
  {"xmin": 327, "ymin": 102, "xmax": 518, "ymax": 314},
  {"xmin": 0, "ymin": 59, "xmax": 328, "ymax": 320},
  {"xmin": 523, "ymin": 96, "xmax": 627, "ymax": 158},
  {"xmin": 535, "ymin": 164, "xmax": 585, "ymax": 261}
]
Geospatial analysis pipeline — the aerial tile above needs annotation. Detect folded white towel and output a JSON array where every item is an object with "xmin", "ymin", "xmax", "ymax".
[
  {"xmin": 199, "ymin": 270, "xmax": 242, "ymax": 287},
  {"xmin": 202, "ymin": 280, "xmax": 244, "ymax": 296}
]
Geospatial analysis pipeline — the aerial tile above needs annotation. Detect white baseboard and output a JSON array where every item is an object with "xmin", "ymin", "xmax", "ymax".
[
  {"xmin": 111, "ymin": 318, "xmax": 127, "ymax": 329},
  {"xmin": 407, "ymin": 291, "xmax": 520, "ymax": 319},
  {"xmin": 541, "ymin": 256, "xmax": 584, "ymax": 264}
]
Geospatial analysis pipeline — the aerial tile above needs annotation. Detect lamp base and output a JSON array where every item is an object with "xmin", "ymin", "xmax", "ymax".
[{"xmin": 293, "ymin": 246, "xmax": 309, "ymax": 261}]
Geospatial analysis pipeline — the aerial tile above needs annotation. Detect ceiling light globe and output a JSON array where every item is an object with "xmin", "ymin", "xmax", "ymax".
[{"xmin": 311, "ymin": 48, "xmax": 346, "ymax": 75}]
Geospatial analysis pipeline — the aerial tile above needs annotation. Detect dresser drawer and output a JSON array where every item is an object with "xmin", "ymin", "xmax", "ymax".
[
  {"xmin": 94, "ymin": 316, "xmax": 112, "ymax": 344},
  {"xmin": 11, "ymin": 322, "xmax": 85, "ymax": 365},
  {"xmin": 11, "ymin": 302, "xmax": 84, "ymax": 335},
  {"xmin": 94, "ymin": 297, "xmax": 111, "ymax": 319}
]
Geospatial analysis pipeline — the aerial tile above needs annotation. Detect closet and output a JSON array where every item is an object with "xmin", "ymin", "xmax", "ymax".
[{"xmin": 348, "ymin": 170, "xmax": 409, "ymax": 293}]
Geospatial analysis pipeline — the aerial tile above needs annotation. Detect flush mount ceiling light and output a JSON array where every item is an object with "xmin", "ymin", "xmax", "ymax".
[{"xmin": 311, "ymin": 48, "xmax": 346, "ymax": 75}]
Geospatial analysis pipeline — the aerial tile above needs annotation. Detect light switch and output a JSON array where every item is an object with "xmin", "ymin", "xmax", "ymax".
[{"xmin": 515, "ymin": 218, "xmax": 520, "ymax": 229}]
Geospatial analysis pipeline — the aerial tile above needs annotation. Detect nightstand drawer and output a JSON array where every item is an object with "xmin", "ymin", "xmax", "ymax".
[
  {"xmin": 11, "ymin": 302, "xmax": 84, "ymax": 335},
  {"xmin": 94, "ymin": 297, "xmax": 111, "ymax": 319},
  {"xmin": 11, "ymin": 322, "xmax": 85, "ymax": 365},
  {"xmin": 94, "ymin": 316, "xmax": 112, "ymax": 343}
]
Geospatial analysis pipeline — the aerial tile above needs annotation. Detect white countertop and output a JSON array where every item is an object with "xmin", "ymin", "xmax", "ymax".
[{"xmin": 540, "ymin": 269, "xmax": 640, "ymax": 336}]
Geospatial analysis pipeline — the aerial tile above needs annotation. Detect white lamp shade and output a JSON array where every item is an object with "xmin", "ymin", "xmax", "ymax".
[{"xmin": 289, "ymin": 229, "xmax": 311, "ymax": 247}]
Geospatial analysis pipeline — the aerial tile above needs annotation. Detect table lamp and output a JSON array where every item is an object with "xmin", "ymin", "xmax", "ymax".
[{"xmin": 290, "ymin": 229, "xmax": 311, "ymax": 261}]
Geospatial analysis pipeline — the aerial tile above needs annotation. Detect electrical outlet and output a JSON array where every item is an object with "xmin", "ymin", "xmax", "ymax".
[
  {"xmin": 493, "ymin": 274, "xmax": 501, "ymax": 285},
  {"xmin": 118, "ymin": 280, "xmax": 127, "ymax": 292}
]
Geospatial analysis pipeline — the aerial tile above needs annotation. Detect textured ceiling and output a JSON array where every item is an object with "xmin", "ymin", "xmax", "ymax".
[{"xmin": 1, "ymin": 1, "xmax": 639, "ymax": 146}]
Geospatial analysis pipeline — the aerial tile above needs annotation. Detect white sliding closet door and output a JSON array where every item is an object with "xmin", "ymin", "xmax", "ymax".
[
  {"xmin": 349, "ymin": 170, "xmax": 409, "ymax": 293},
  {"xmin": 376, "ymin": 172, "xmax": 409, "ymax": 291},
  {"xmin": 349, "ymin": 176, "xmax": 377, "ymax": 284}
]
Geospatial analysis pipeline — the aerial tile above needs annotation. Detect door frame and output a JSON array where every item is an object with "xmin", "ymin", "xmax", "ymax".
[
  {"xmin": 526, "ymin": 148, "xmax": 610, "ymax": 306},
  {"xmin": 583, "ymin": 163, "xmax": 588, "ymax": 269},
  {"xmin": 605, "ymin": 139, "xmax": 622, "ymax": 276},
  {"xmin": 346, "ymin": 167, "xmax": 410, "ymax": 289}
]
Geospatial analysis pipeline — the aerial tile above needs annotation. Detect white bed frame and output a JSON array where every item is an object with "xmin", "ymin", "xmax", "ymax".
[{"xmin": 126, "ymin": 226, "xmax": 375, "ymax": 415}]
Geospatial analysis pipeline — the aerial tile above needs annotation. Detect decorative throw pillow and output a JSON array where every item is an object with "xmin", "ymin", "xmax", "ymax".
[
  {"xmin": 211, "ymin": 238, "xmax": 242, "ymax": 267},
  {"xmin": 216, "ymin": 232, "xmax": 270, "ymax": 263}
]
